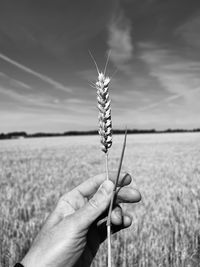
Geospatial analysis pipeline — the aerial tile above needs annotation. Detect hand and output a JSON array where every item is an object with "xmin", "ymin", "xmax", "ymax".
[{"xmin": 21, "ymin": 172, "xmax": 141, "ymax": 267}]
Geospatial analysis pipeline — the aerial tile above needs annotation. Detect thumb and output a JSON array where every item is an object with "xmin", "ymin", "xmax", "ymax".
[{"xmin": 76, "ymin": 180, "xmax": 114, "ymax": 229}]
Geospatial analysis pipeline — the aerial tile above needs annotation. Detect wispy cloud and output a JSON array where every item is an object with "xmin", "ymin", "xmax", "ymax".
[
  {"xmin": 107, "ymin": 10, "xmax": 133, "ymax": 74},
  {"xmin": 0, "ymin": 72, "xmax": 7, "ymax": 77},
  {"xmin": 139, "ymin": 42, "xmax": 200, "ymax": 110},
  {"xmin": 175, "ymin": 14, "xmax": 200, "ymax": 49},
  {"xmin": 137, "ymin": 86, "xmax": 200, "ymax": 112},
  {"xmin": 0, "ymin": 86, "xmax": 29, "ymax": 103},
  {"xmin": 0, "ymin": 53, "xmax": 71, "ymax": 93},
  {"xmin": 0, "ymin": 71, "xmax": 31, "ymax": 90},
  {"xmin": 0, "ymin": 81, "xmax": 94, "ymax": 116},
  {"xmin": 0, "ymin": 85, "xmax": 68, "ymax": 111},
  {"xmin": 10, "ymin": 79, "xmax": 32, "ymax": 90}
]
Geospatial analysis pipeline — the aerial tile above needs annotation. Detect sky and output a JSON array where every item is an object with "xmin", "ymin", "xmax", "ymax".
[{"xmin": 0, "ymin": 0, "xmax": 200, "ymax": 133}]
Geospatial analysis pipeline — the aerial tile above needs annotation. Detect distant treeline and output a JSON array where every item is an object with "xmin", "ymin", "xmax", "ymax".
[{"xmin": 0, "ymin": 128, "xmax": 200, "ymax": 140}]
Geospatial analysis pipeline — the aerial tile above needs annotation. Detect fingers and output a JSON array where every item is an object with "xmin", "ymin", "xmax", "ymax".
[
  {"xmin": 49, "ymin": 172, "xmax": 140, "ymax": 229},
  {"xmin": 75, "ymin": 179, "xmax": 141, "ymax": 230},
  {"xmin": 73, "ymin": 180, "xmax": 114, "ymax": 229},
  {"xmin": 97, "ymin": 208, "xmax": 133, "ymax": 243},
  {"xmin": 116, "ymin": 187, "xmax": 141, "ymax": 204},
  {"xmin": 110, "ymin": 205, "xmax": 123, "ymax": 225},
  {"xmin": 109, "ymin": 205, "xmax": 133, "ymax": 228},
  {"xmin": 75, "ymin": 172, "xmax": 132, "ymax": 198},
  {"xmin": 110, "ymin": 214, "xmax": 132, "ymax": 235},
  {"xmin": 97, "ymin": 205, "xmax": 132, "ymax": 229}
]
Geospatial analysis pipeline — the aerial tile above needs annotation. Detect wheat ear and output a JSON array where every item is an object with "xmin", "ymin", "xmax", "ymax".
[{"xmin": 96, "ymin": 72, "xmax": 112, "ymax": 155}]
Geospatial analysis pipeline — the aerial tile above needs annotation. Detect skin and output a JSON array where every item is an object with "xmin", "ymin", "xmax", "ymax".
[{"xmin": 21, "ymin": 172, "xmax": 141, "ymax": 267}]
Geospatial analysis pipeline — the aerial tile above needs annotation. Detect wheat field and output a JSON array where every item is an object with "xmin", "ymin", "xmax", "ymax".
[{"xmin": 0, "ymin": 133, "xmax": 200, "ymax": 267}]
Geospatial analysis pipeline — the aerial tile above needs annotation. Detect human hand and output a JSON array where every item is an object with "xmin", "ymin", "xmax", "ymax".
[{"xmin": 21, "ymin": 172, "xmax": 141, "ymax": 267}]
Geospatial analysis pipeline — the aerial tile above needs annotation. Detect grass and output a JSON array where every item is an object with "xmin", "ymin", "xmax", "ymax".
[{"xmin": 0, "ymin": 133, "xmax": 200, "ymax": 267}]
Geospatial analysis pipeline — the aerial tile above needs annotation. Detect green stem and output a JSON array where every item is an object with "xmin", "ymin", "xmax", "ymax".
[
  {"xmin": 106, "ymin": 129, "xmax": 127, "ymax": 267},
  {"xmin": 107, "ymin": 129, "xmax": 127, "ymax": 228}
]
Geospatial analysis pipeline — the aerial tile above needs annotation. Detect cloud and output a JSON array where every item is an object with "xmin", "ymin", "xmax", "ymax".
[
  {"xmin": 139, "ymin": 42, "xmax": 200, "ymax": 110},
  {"xmin": 0, "ymin": 86, "xmax": 45, "ymax": 106},
  {"xmin": 0, "ymin": 71, "xmax": 31, "ymax": 90},
  {"xmin": 0, "ymin": 72, "xmax": 7, "ymax": 77},
  {"xmin": 175, "ymin": 14, "xmax": 200, "ymax": 49},
  {"xmin": 0, "ymin": 53, "xmax": 71, "ymax": 93},
  {"xmin": 137, "ymin": 86, "xmax": 200, "ymax": 112},
  {"xmin": 10, "ymin": 79, "xmax": 32, "ymax": 90},
  {"xmin": 0, "ymin": 84, "xmax": 72, "ymax": 112},
  {"xmin": 107, "ymin": 10, "xmax": 133, "ymax": 74}
]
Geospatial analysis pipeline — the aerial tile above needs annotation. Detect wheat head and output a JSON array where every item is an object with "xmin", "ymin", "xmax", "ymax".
[{"xmin": 96, "ymin": 72, "xmax": 112, "ymax": 153}]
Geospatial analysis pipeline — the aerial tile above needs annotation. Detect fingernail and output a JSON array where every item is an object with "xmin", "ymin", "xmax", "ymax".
[
  {"xmin": 115, "ymin": 208, "xmax": 122, "ymax": 218},
  {"xmin": 124, "ymin": 173, "xmax": 131, "ymax": 180},
  {"xmin": 101, "ymin": 180, "xmax": 114, "ymax": 195}
]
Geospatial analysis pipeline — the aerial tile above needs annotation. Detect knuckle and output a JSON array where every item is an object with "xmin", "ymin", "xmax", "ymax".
[
  {"xmin": 59, "ymin": 193, "xmax": 69, "ymax": 203},
  {"xmin": 88, "ymin": 198, "xmax": 98, "ymax": 209},
  {"xmin": 99, "ymin": 186, "xmax": 108, "ymax": 197}
]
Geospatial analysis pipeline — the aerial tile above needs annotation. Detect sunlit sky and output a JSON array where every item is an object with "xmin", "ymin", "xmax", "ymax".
[{"xmin": 1, "ymin": 0, "xmax": 200, "ymax": 133}]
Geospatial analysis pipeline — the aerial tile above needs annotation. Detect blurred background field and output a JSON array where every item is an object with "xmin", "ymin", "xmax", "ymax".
[{"xmin": 0, "ymin": 133, "xmax": 200, "ymax": 267}]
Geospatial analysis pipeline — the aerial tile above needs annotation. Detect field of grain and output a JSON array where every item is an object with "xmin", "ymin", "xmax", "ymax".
[{"xmin": 0, "ymin": 133, "xmax": 200, "ymax": 267}]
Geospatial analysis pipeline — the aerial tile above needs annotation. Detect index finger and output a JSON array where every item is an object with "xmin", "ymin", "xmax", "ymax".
[{"xmin": 76, "ymin": 172, "xmax": 132, "ymax": 198}]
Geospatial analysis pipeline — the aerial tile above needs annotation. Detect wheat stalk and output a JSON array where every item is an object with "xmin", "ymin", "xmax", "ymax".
[
  {"xmin": 90, "ymin": 51, "xmax": 112, "ymax": 267},
  {"xmin": 95, "ymin": 71, "xmax": 112, "ymax": 267},
  {"xmin": 90, "ymin": 51, "xmax": 116, "ymax": 267},
  {"xmin": 98, "ymin": 72, "xmax": 112, "ymax": 267}
]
